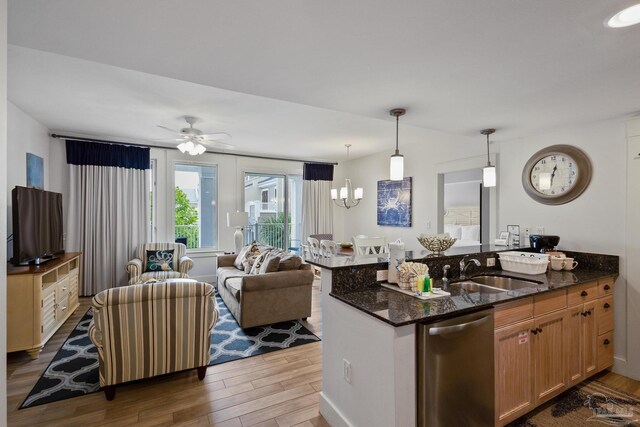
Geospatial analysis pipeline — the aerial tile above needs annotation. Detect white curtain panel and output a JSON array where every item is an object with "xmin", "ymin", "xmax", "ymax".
[
  {"xmin": 302, "ymin": 180, "xmax": 333, "ymax": 242},
  {"xmin": 67, "ymin": 165, "xmax": 149, "ymax": 295}
]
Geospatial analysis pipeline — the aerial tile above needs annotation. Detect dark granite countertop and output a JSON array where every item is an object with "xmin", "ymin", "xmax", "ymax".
[{"xmin": 330, "ymin": 268, "xmax": 618, "ymax": 327}]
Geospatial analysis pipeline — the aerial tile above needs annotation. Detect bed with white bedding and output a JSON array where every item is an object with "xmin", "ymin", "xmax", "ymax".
[{"xmin": 443, "ymin": 206, "xmax": 481, "ymax": 246}]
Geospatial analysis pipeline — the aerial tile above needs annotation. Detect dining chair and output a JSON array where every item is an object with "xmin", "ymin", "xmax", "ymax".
[
  {"xmin": 307, "ymin": 237, "xmax": 322, "ymax": 280},
  {"xmin": 320, "ymin": 240, "xmax": 338, "ymax": 257},
  {"xmin": 353, "ymin": 236, "xmax": 388, "ymax": 255}
]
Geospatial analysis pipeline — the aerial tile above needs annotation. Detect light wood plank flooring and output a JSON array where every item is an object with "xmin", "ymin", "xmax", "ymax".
[{"xmin": 7, "ymin": 281, "xmax": 328, "ymax": 427}]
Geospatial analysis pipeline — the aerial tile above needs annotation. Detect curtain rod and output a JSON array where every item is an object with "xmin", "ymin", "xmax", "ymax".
[{"xmin": 50, "ymin": 133, "xmax": 339, "ymax": 166}]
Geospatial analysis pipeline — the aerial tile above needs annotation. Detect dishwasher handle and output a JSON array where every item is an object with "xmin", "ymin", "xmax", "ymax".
[{"xmin": 428, "ymin": 314, "xmax": 491, "ymax": 336}]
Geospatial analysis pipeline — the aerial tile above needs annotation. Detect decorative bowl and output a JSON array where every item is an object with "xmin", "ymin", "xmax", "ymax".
[
  {"xmin": 338, "ymin": 242, "xmax": 353, "ymax": 248},
  {"xmin": 417, "ymin": 234, "xmax": 457, "ymax": 255}
]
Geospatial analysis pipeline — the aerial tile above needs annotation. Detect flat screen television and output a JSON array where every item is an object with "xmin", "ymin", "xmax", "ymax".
[{"xmin": 11, "ymin": 186, "xmax": 65, "ymax": 266}]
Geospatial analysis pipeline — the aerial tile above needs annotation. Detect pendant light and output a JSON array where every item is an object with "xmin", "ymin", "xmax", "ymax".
[
  {"xmin": 331, "ymin": 144, "xmax": 363, "ymax": 209},
  {"xmin": 481, "ymin": 128, "xmax": 496, "ymax": 187},
  {"xmin": 389, "ymin": 108, "xmax": 406, "ymax": 181}
]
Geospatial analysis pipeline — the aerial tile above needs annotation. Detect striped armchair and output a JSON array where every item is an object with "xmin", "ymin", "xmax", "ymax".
[
  {"xmin": 88, "ymin": 281, "xmax": 218, "ymax": 400},
  {"xmin": 126, "ymin": 242, "xmax": 194, "ymax": 285}
]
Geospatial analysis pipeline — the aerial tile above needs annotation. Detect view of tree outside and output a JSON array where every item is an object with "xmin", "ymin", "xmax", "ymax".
[
  {"xmin": 175, "ymin": 187, "xmax": 200, "ymax": 248},
  {"xmin": 258, "ymin": 212, "xmax": 291, "ymax": 248}
]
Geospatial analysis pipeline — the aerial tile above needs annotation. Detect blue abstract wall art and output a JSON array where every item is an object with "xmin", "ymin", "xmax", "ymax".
[
  {"xmin": 377, "ymin": 177, "xmax": 412, "ymax": 227},
  {"xmin": 26, "ymin": 153, "xmax": 44, "ymax": 190}
]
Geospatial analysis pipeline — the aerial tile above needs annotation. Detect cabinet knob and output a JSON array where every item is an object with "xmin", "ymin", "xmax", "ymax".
[
  {"xmin": 604, "ymin": 339, "xmax": 611, "ymax": 345},
  {"xmin": 531, "ymin": 329, "xmax": 538, "ymax": 335},
  {"xmin": 537, "ymin": 328, "xmax": 543, "ymax": 333},
  {"xmin": 581, "ymin": 290, "xmax": 588, "ymax": 297},
  {"xmin": 604, "ymin": 284, "xmax": 611, "ymax": 291},
  {"xmin": 604, "ymin": 302, "xmax": 611, "ymax": 309},
  {"xmin": 581, "ymin": 311, "xmax": 588, "ymax": 317}
]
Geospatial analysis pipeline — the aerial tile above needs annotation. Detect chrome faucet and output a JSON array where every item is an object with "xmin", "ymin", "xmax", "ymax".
[
  {"xmin": 460, "ymin": 255, "xmax": 481, "ymax": 279},
  {"xmin": 442, "ymin": 265, "xmax": 451, "ymax": 283}
]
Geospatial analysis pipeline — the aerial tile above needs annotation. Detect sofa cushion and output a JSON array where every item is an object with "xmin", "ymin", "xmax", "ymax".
[
  {"xmin": 267, "ymin": 249, "xmax": 303, "ymax": 271},
  {"xmin": 217, "ymin": 266, "xmax": 246, "ymax": 289},
  {"xmin": 259, "ymin": 255, "xmax": 281, "ymax": 274},
  {"xmin": 225, "ymin": 277, "xmax": 243, "ymax": 302}
]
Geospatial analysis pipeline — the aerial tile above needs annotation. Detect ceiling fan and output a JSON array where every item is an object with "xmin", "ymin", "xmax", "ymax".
[{"xmin": 157, "ymin": 116, "xmax": 234, "ymax": 155}]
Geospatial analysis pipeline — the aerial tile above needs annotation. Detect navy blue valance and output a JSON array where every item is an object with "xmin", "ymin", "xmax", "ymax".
[
  {"xmin": 66, "ymin": 140, "xmax": 151, "ymax": 170},
  {"xmin": 303, "ymin": 163, "xmax": 334, "ymax": 181}
]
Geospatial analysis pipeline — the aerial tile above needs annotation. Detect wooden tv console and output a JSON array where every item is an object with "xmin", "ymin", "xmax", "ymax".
[{"xmin": 7, "ymin": 253, "xmax": 81, "ymax": 359}]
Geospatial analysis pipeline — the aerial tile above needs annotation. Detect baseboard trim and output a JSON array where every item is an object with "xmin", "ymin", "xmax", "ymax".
[
  {"xmin": 190, "ymin": 274, "xmax": 216, "ymax": 284},
  {"xmin": 320, "ymin": 392, "xmax": 352, "ymax": 427},
  {"xmin": 613, "ymin": 356, "xmax": 640, "ymax": 381}
]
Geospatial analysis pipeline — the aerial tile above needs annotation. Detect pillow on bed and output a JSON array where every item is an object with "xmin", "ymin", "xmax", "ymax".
[
  {"xmin": 444, "ymin": 224, "xmax": 462, "ymax": 240},
  {"xmin": 461, "ymin": 225, "xmax": 481, "ymax": 242}
]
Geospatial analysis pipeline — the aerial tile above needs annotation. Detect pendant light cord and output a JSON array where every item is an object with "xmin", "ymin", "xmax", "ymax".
[
  {"xmin": 395, "ymin": 115, "xmax": 400, "ymax": 155},
  {"xmin": 486, "ymin": 134, "xmax": 490, "ymax": 166}
]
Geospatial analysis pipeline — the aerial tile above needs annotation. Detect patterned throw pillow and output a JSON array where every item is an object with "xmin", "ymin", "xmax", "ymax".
[
  {"xmin": 249, "ymin": 251, "xmax": 271, "ymax": 275},
  {"xmin": 268, "ymin": 248, "xmax": 303, "ymax": 271},
  {"xmin": 259, "ymin": 254, "xmax": 281, "ymax": 274},
  {"xmin": 242, "ymin": 241, "xmax": 265, "ymax": 272},
  {"xmin": 145, "ymin": 249, "xmax": 175, "ymax": 272}
]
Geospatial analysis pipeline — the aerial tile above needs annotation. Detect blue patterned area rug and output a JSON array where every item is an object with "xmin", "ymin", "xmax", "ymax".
[{"xmin": 20, "ymin": 292, "xmax": 320, "ymax": 409}]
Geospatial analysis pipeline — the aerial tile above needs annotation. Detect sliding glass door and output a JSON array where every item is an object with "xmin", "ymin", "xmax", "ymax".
[{"xmin": 243, "ymin": 173, "xmax": 302, "ymax": 251}]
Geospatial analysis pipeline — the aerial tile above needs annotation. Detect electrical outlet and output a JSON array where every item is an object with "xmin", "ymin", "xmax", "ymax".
[
  {"xmin": 376, "ymin": 270, "xmax": 388, "ymax": 281},
  {"xmin": 486, "ymin": 257, "xmax": 496, "ymax": 267},
  {"xmin": 426, "ymin": 220, "xmax": 431, "ymax": 229},
  {"xmin": 524, "ymin": 227, "xmax": 532, "ymax": 242},
  {"xmin": 343, "ymin": 359, "xmax": 352, "ymax": 384}
]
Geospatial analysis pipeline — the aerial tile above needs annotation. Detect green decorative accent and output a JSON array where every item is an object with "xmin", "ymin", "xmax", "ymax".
[{"xmin": 145, "ymin": 250, "xmax": 175, "ymax": 272}]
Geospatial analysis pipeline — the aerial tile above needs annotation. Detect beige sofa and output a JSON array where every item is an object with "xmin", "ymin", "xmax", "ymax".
[{"xmin": 216, "ymin": 254, "xmax": 314, "ymax": 328}]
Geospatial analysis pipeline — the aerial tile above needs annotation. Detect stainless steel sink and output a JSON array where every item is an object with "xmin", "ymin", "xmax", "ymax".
[
  {"xmin": 470, "ymin": 275, "xmax": 541, "ymax": 291},
  {"xmin": 449, "ymin": 281, "xmax": 507, "ymax": 294}
]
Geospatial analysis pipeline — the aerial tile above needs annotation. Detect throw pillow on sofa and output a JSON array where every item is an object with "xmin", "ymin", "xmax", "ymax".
[
  {"xmin": 259, "ymin": 254, "xmax": 281, "ymax": 274},
  {"xmin": 267, "ymin": 248, "xmax": 303, "ymax": 271},
  {"xmin": 145, "ymin": 249, "xmax": 175, "ymax": 272},
  {"xmin": 249, "ymin": 250, "xmax": 271, "ymax": 274},
  {"xmin": 233, "ymin": 245, "xmax": 251, "ymax": 270}
]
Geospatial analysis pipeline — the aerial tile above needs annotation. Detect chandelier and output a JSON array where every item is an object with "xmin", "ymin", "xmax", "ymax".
[{"xmin": 331, "ymin": 144, "xmax": 363, "ymax": 209}]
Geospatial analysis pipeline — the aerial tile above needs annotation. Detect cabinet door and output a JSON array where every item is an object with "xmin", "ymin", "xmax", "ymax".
[
  {"xmin": 41, "ymin": 283, "xmax": 57, "ymax": 339},
  {"xmin": 495, "ymin": 320, "xmax": 535, "ymax": 426},
  {"xmin": 533, "ymin": 310, "xmax": 567, "ymax": 405},
  {"xmin": 566, "ymin": 305, "xmax": 583, "ymax": 386},
  {"xmin": 582, "ymin": 300, "xmax": 598, "ymax": 376}
]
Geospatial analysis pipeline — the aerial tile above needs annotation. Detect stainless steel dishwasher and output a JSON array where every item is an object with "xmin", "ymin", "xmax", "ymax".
[{"xmin": 417, "ymin": 309, "xmax": 494, "ymax": 427}]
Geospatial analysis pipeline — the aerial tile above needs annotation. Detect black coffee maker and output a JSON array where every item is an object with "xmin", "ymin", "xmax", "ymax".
[{"xmin": 529, "ymin": 235, "xmax": 560, "ymax": 253}]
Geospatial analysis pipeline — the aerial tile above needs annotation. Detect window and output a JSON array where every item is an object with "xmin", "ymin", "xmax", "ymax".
[
  {"xmin": 244, "ymin": 173, "xmax": 302, "ymax": 251},
  {"xmin": 174, "ymin": 163, "xmax": 217, "ymax": 249}
]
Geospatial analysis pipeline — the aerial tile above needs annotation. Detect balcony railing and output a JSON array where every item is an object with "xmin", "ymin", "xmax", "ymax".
[
  {"xmin": 175, "ymin": 224, "xmax": 200, "ymax": 249},
  {"xmin": 244, "ymin": 222, "xmax": 301, "ymax": 250}
]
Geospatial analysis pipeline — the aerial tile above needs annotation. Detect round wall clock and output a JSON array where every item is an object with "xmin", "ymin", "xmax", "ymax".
[{"xmin": 522, "ymin": 144, "xmax": 592, "ymax": 205}]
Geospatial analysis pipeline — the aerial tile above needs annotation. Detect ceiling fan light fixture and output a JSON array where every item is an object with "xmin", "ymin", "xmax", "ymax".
[{"xmin": 389, "ymin": 108, "xmax": 406, "ymax": 181}]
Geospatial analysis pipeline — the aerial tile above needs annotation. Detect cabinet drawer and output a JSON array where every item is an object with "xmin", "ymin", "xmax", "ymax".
[
  {"xmin": 495, "ymin": 297, "xmax": 533, "ymax": 329},
  {"xmin": 597, "ymin": 331, "xmax": 614, "ymax": 372},
  {"xmin": 567, "ymin": 282, "xmax": 598, "ymax": 306},
  {"xmin": 56, "ymin": 276, "xmax": 70, "ymax": 302},
  {"xmin": 598, "ymin": 277, "xmax": 615, "ymax": 297},
  {"xmin": 597, "ymin": 296, "xmax": 614, "ymax": 335},
  {"xmin": 56, "ymin": 295, "xmax": 70, "ymax": 322},
  {"xmin": 534, "ymin": 289, "xmax": 567, "ymax": 317}
]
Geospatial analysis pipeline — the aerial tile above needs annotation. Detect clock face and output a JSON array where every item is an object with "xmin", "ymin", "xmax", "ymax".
[
  {"xmin": 522, "ymin": 145, "xmax": 592, "ymax": 205},
  {"xmin": 529, "ymin": 154, "xmax": 578, "ymax": 196}
]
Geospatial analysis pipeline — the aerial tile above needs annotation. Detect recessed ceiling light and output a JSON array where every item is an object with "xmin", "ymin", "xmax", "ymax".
[{"xmin": 607, "ymin": 3, "xmax": 640, "ymax": 28}]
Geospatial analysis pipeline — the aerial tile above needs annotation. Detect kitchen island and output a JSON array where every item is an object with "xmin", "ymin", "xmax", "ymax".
[{"xmin": 309, "ymin": 247, "xmax": 619, "ymax": 427}]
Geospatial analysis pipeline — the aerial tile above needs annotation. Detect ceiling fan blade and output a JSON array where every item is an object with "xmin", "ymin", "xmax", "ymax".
[
  {"xmin": 200, "ymin": 132, "xmax": 231, "ymax": 139},
  {"xmin": 157, "ymin": 125, "xmax": 180, "ymax": 134},
  {"xmin": 202, "ymin": 140, "xmax": 235, "ymax": 150}
]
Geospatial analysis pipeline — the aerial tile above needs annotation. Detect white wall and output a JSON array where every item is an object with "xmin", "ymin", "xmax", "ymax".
[
  {"xmin": 1, "ymin": 0, "xmax": 8, "ymax": 423},
  {"xmin": 337, "ymin": 127, "xmax": 479, "ymax": 251},
  {"xmin": 444, "ymin": 181, "xmax": 480, "ymax": 207}
]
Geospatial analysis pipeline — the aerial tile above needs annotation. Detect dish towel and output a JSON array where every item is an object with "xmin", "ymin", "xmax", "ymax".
[{"xmin": 388, "ymin": 239, "xmax": 405, "ymax": 284}]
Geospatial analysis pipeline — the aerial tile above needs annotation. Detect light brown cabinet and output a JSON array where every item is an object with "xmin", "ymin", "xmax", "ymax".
[
  {"xmin": 495, "ymin": 276, "xmax": 616, "ymax": 427},
  {"xmin": 7, "ymin": 253, "xmax": 81, "ymax": 359}
]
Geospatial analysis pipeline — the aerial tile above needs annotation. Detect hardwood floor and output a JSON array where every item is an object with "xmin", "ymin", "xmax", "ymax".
[{"xmin": 6, "ymin": 281, "xmax": 328, "ymax": 427}]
